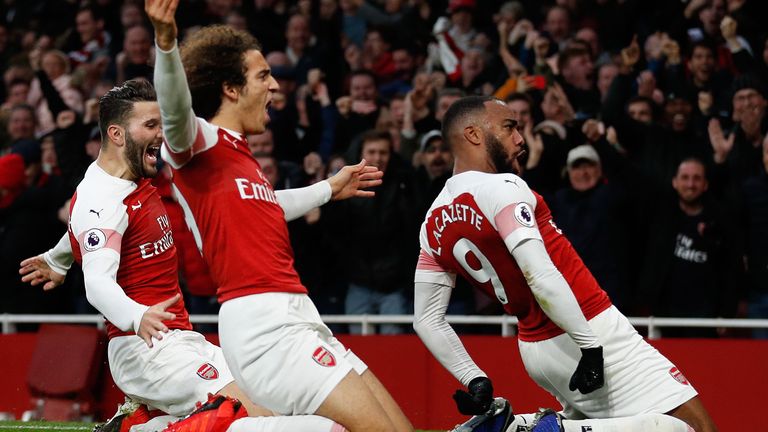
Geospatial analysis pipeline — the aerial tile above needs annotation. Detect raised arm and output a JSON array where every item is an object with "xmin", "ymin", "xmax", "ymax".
[{"xmin": 147, "ymin": 0, "xmax": 196, "ymax": 155}]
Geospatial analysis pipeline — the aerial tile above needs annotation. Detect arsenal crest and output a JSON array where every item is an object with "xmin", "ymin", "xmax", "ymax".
[
  {"xmin": 312, "ymin": 346, "xmax": 337, "ymax": 367},
  {"xmin": 197, "ymin": 363, "xmax": 219, "ymax": 380},
  {"xmin": 669, "ymin": 367, "xmax": 689, "ymax": 385}
]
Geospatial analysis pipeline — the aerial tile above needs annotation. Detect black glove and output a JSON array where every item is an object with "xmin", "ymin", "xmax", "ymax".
[
  {"xmin": 569, "ymin": 346, "xmax": 604, "ymax": 394},
  {"xmin": 453, "ymin": 376, "xmax": 494, "ymax": 415}
]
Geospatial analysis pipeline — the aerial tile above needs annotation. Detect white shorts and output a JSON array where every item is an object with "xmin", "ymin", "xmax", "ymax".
[
  {"xmin": 519, "ymin": 306, "xmax": 698, "ymax": 419},
  {"xmin": 218, "ymin": 292, "xmax": 368, "ymax": 415},
  {"xmin": 108, "ymin": 330, "xmax": 234, "ymax": 417}
]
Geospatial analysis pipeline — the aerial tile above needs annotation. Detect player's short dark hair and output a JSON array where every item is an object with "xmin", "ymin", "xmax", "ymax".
[
  {"xmin": 181, "ymin": 25, "xmax": 261, "ymax": 120},
  {"xmin": 98, "ymin": 79, "xmax": 156, "ymax": 145},
  {"xmin": 441, "ymin": 95, "xmax": 494, "ymax": 148}
]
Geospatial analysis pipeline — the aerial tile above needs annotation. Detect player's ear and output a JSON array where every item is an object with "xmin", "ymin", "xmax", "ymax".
[
  {"xmin": 464, "ymin": 125, "xmax": 482, "ymax": 146},
  {"xmin": 222, "ymin": 82, "xmax": 240, "ymax": 102},
  {"xmin": 106, "ymin": 124, "xmax": 124, "ymax": 147}
]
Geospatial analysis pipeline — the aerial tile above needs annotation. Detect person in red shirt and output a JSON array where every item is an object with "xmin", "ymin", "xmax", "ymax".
[
  {"xmin": 20, "ymin": 79, "xmax": 350, "ymax": 432},
  {"xmin": 147, "ymin": 1, "xmax": 411, "ymax": 431},
  {"xmin": 413, "ymin": 96, "xmax": 718, "ymax": 432}
]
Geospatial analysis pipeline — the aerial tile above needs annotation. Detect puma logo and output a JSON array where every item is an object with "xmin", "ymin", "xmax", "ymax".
[
  {"xmin": 504, "ymin": 179, "xmax": 519, "ymax": 187},
  {"xmin": 131, "ymin": 201, "xmax": 142, "ymax": 211},
  {"xmin": 89, "ymin": 209, "xmax": 103, "ymax": 218}
]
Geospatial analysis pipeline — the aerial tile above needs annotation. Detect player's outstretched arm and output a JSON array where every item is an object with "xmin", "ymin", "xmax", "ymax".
[
  {"xmin": 148, "ymin": 0, "xmax": 197, "ymax": 156},
  {"xmin": 327, "ymin": 159, "xmax": 383, "ymax": 200},
  {"xmin": 511, "ymin": 239, "xmax": 604, "ymax": 394},
  {"xmin": 19, "ymin": 232, "xmax": 73, "ymax": 290}
]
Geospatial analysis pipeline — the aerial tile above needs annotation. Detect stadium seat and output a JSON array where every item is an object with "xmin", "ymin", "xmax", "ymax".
[{"xmin": 24, "ymin": 324, "xmax": 105, "ymax": 421}]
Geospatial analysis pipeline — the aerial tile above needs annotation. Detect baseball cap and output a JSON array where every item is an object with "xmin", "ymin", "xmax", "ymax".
[
  {"xmin": 566, "ymin": 145, "xmax": 600, "ymax": 168},
  {"xmin": 420, "ymin": 130, "xmax": 443, "ymax": 151}
]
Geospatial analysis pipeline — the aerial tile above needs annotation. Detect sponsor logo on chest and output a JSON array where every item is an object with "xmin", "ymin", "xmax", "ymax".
[
  {"xmin": 138, "ymin": 214, "xmax": 175, "ymax": 259},
  {"xmin": 234, "ymin": 169, "xmax": 278, "ymax": 205}
]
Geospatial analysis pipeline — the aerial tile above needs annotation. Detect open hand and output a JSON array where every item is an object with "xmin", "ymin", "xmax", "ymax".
[
  {"xmin": 19, "ymin": 255, "xmax": 66, "ymax": 291},
  {"xmin": 328, "ymin": 159, "xmax": 383, "ymax": 201}
]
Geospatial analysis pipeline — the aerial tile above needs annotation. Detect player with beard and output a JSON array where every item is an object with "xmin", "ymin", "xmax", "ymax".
[
  {"xmin": 20, "ymin": 79, "xmax": 349, "ymax": 432},
  {"xmin": 413, "ymin": 96, "xmax": 717, "ymax": 432},
  {"xmin": 147, "ymin": 1, "xmax": 411, "ymax": 431}
]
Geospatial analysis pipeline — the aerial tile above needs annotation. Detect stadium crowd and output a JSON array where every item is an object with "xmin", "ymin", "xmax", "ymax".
[{"xmin": 1, "ymin": 0, "xmax": 767, "ymax": 338}]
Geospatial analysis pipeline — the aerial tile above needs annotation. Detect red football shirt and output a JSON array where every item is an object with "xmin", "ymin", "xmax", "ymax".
[
  {"xmin": 69, "ymin": 163, "xmax": 191, "ymax": 339},
  {"xmin": 161, "ymin": 119, "xmax": 307, "ymax": 303},
  {"xmin": 416, "ymin": 171, "xmax": 611, "ymax": 342}
]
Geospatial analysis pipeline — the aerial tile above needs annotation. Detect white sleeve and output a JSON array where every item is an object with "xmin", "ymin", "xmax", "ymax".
[
  {"xmin": 43, "ymin": 232, "xmax": 74, "ymax": 275},
  {"xmin": 154, "ymin": 41, "xmax": 197, "ymax": 157},
  {"xmin": 481, "ymin": 175, "xmax": 542, "ymax": 251},
  {"xmin": 511, "ymin": 239, "xmax": 600, "ymax": 349},
  {"xmin": 413, "ymin": 248, "xmax": 483, "ymax": 386},
  {"xmin": 70, "ymin": 200, "xmax": 148, "ymax": 332},
  {"xmin": 413, "ymin": 280, "xmax": 487, "ymax": 386},
  {"xmin": 275, "ymin": 181, "xmax": 332, "ymax": 221},
  {"xmin": 82, "ymin": 250, "xmax": 149, "ymax": 332}
]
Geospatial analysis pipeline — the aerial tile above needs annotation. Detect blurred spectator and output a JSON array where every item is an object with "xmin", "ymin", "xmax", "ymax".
[
  {"xmin": 543, "ymin": 5, "xmax": 572, "ymax": 49},
  {"xmin": 742, "ymin": 135, "xmax": 768, "ymax": 338},
  {"xmin": 551, "ymin": 144, "xmax": 634, "ymax": 310},
  {"xmin": 325, "ymin": 130, "xmax": 420, "ymax": 334},
  {"xmin": 708, "ymin": 74, "xmax": 767, "ymax": 198},
  {"xmin": 6, "ymin": 104, "xmax": 37, "ymax": 146},
  {"xmin": 334, "ymin": 69, "xmax": 381, "ymax": 154},
  {"xmin": 27, "ymin": 50, "xmax": 84, "ymax": 136},
  {"xmin": 62, "ymin": 6, "xmax": 112, "ymax": 68},
  {"xmin": 557, "ymin": 46, "xmax": 599, "ymax": 118},
  {"xmin": 414, "ymin": 130, "xmax": 452, "ymax": 209},
  {"xmin": 284, "ymin": 14, "xmax": 319, "ymax": 86},
  {"xmin": 637, "ymin": 158, "xmax": 743, "ymax": 337},
  {"xmin": 109, "ymin": 25, "xmax": 153, "ymax": 84}
]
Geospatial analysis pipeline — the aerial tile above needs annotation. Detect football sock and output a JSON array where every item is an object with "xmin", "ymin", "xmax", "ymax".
[
  {"xmin": 506, "ymin": 412, "xmax": 693, "ymax": 432},
  {"xmin": 226, "ymin": 416, "xmax": 345, "ymax": 432}
]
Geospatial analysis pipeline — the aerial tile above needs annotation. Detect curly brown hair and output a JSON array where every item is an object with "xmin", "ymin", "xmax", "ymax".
[{"xmin": 180, "ymin": 25, "xmax": 261, "ymax": 120}]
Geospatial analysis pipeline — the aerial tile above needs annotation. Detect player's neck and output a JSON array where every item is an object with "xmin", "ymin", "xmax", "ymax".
[
  {"xmin": 453, "ymin": 158, "xmax": 496, "ymax": 175},
  {"xmin": 210, "ymin": 107, "xmax": 245, "ymax": 136},
  {"xmin": 96, "ymin": 150, "xmax": 137, "ymax": 182}
]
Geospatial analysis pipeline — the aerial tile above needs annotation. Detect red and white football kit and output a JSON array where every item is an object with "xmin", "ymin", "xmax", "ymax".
[
  {"xmin": 49, "ymin": 162, "xmax": 235, "ymax": 416},
  {"xmin": 414, "ymin": 171, "xmax": 697, "ymax": 419},
  {"xmin": 155, "ymin": 42, "xmax": 367, "ymax": 416}
]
